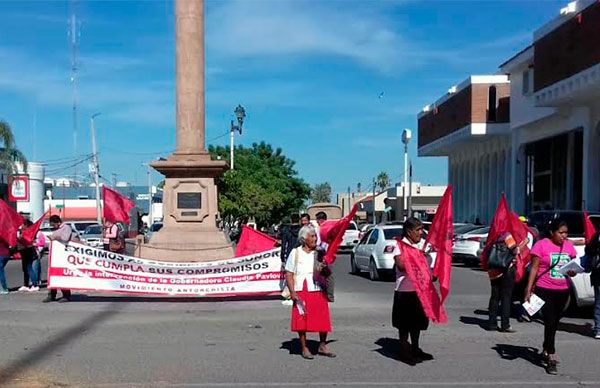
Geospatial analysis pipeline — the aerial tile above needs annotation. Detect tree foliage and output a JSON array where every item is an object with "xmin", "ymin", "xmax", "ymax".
[
  {"xmin": 208, "ymin": 142, "xmax": 310, "ymax": 227},
  {"xmin": 311, "ymin": 182, "xmax": 332, "ymax": 204},
  {"xmin": 0, "ymin": 120, "xmax": 27, "ymax": 176},
  {"xmin": 376, "ymin": 171, "xmax": 390, "ymax": 192}
]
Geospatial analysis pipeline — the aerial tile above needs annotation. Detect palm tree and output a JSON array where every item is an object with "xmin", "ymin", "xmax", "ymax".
[
  {"xmin": 376, "ymin": 171, "xmax": 390, "ymax": 192},
  {"xmin": 0, "ymin": 120, "xmax": 28, "ymax": 176}
]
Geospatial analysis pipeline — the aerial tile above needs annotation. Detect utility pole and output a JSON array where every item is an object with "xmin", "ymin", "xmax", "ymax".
[
  {"xmin": 372, "ymin": 178, "xmax": 376, "ymax": 224},
  {"xmin": 90, "ymin": 113, "xmax": 102, "ymax": 225},
  {"xmin": 402, "ymin": 129, "xmax": 412, "ymax": 220},
  {"xmin": 145, "ymin": 164, "xmax": 153, "ymax": 225},
  {"xmin": 408, "ymin": 162, "xmax": 413, "ymax": 218},
  {"xmin": 347, "ymin": 186, "xmax": 351, "ymax": 216}
]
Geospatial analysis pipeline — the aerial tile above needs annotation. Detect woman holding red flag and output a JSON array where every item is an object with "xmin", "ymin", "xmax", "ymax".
[
  {"xmin": 524, "ymin": 219, "xmax": 577, "ymax": 375},
  {"xmin": 284, "ymin": 225, "xmax": 335, "ymax": 360},
  {"xmin": 392, "ymin": 217, "xmax": 434, "ymax": 364}
]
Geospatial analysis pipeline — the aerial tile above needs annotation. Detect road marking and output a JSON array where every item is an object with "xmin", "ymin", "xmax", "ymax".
[{"xmin": 91, "ymin": 381, "xmax": 600, "ymax": 387}]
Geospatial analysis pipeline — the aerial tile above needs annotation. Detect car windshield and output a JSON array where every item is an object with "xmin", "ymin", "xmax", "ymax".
[
  {"xmin": 84, "ymin": 225, "xmax": 102, "ymax": 234},
  {"xmin": 383, "ymin": 228, "xmax": 403, "ymax": 240},
  {"xmin": 74, "ymin": 222, "xmax": 97, "ymax": 232},
  {"xmin": 151, "ymin": 223, "xmax": 163, "ymax": 232},
  {"xmin": 468, "ymin": 227, "xmax": 490, "ymax": 235},
  {"xmin": 453, "ymin": 224, "xmax": 479, "ymax": 235},
  {"xmin": 528, "ymin": 211, "xmax": 588, "ymax": 238}
]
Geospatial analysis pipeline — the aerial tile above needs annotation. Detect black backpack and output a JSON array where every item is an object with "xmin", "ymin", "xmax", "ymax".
[{"xmin": 487, "ymin": 241, "xmax": 515, "ymax": 270}]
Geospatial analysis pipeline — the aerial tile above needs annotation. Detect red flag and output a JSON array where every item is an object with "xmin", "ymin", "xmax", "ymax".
[
  {"xmin": 0, "ymin": 199, "xmax": 24, "ymax": 246},
  {"xmin": 482, "ymin": 194, "xmax": 532, "ymax": 281},
  {"xmin": 397, "ymin": 239, "xmax": 448, "ymax": 324},
  {"xmin": 102, "ymin": 186, "xmax": 135, "ymax": 224},
  {"xmin": 319, "ymin": 204, "xmax": 359, "ymax": 265},
  {"xmin": 508, "ymin": 211, "xmax": 532, "ymax": 282},
  {"xmin": 424, "ymin": 185, "xmax": 453, "ymax": 303},
  {"xmin": 21, "ymin": 211, "xmax": 50, "ymax": 246},
  {"xmin": 234, "ymin": 226, "xmax": 278, "ymax": 257},
  {"xmin": 584, "ymin": 211, "xmax": 597, "ymax": 244}
]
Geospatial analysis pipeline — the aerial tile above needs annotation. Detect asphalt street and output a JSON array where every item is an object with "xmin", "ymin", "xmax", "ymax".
[{"xmin": 0, "ymin": 253, "xmax": 598, "ymax": 387}]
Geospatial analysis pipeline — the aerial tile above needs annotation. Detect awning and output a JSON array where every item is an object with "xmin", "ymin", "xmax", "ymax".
[{"xmin": 48, "ymin": 207, "xmax": 98, "ymax": 221}]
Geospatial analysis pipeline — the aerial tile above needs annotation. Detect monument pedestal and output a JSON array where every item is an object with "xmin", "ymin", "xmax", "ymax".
[{"xmin": 138, "ymin": 152, "xmax": 234, "ymax": 262}]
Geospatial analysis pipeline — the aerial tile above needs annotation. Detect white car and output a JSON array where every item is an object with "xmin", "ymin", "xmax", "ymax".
[
  {"xmin": 452, "ymin": 227, "xmax": 489, "ymax": 265},
  {"xmin": 339, "ymin": 221, "xmax": 360, "ymax": 251},
  {"xmin": 350, "ymin": 224, "xmax": 437, "ymax": 281}
]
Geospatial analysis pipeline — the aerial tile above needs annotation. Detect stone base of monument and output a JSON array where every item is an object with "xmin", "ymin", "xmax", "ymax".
[
  {"xmin": 136, "ymin": 152, "xmax": 234, "ymax": 262},
  {"xmin": 137, "ymin": 226, "xmax": 233, "ymax": 262}
]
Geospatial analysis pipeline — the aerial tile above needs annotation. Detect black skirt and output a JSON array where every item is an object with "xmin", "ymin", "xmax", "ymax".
[{"xmin": 392, "ymin": 291, "xmax": 429, "ymax": 331}]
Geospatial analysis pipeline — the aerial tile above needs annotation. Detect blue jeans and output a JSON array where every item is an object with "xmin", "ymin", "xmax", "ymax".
[
  {"xmin": 29, "ymin": 257, "xmax": 40, "ymax": 286},
  {"xmin": 594, "ymin": 286, "xmax": 600, "ymax": 335},
  {"xmin": 0, "ymin": 256, "xmax": 10, "ymax": 291}
]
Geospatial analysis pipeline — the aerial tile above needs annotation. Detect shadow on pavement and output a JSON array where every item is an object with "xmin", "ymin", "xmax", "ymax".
[
  {"xmin": 71, "ymin": 294, "xmax": 282, "ymax": 303},
  {"xmin": 558, "ymin": 321, "xmax": 595, "ymax": 337},
  {"xmin": 280, "ymin": 339, "xmax": 336, "ymax": 357},
  {"xmin": 491, "ymin": 344, "xmax": 544, "ymax": 369},
  {"xmin": 459, "ymin": 316, "xmax": 489, "ymax": 331},
  {"xmin": 0, "ymin": 302, "xmax": 123, "ymax": 387},
  {"xmin": 374, "ymin": 337, "xmax": 400, "ymax": 361}
]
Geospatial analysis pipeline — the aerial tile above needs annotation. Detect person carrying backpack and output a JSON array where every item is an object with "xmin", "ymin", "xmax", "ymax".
[
  {"xmin": 486, "ymin": 232, "xmax": 519, "ymax": 332},
  {"xmin": 583, "ymin": 231, "xmax": 600, "ymax": 339}
]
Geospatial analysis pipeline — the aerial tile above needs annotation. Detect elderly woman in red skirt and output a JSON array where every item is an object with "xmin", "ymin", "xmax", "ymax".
[{"xmin": 285, "ymin": 225, "xmax": 335, "ymax": 360}]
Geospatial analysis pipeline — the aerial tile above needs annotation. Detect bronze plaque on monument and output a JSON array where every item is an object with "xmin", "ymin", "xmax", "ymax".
[{"xmin": 177, "ymin": 192, "xmax": 202, "ymax": 209}]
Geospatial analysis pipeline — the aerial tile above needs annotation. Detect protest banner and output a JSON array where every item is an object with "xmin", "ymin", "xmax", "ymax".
[{"xmin": 48, "ymin": 242, "xmax": 284, "ymax": 297}]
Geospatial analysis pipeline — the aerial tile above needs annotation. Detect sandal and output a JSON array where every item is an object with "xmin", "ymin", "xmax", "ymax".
[{"xmin": 301, "ymin": 350, "xmax": 314, "ymax": 360}]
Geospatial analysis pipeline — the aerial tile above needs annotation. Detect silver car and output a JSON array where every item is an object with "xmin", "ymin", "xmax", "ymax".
[
  {"xmin": 350, "ymin": 225, "xmax": 405, "ymax": 281},
  {"xmin": 81, "ymin": 224, "xmax": 103, "ymax": 248}
]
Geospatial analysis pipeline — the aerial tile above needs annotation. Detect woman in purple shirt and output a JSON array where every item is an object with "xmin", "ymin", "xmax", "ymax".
[{"xmin": 524, "ymin": 219, "xmax": 577, "ymax": 375}]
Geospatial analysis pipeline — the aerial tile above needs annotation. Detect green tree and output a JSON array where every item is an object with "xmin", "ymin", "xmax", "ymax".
[
  {"xmin": 0, "ymin": 120, "xmax": 27, "ymax": 176},
  {"xmin": 311, "ymin": 182, "xmax": 331, "ymax": 204},
  {"xmin": 376, "ymin": 171, "xmax": 390, "ymax": 192},
  {"xmin": 208, "ymin": 142, "xmax": 310, "ymax": 228}
]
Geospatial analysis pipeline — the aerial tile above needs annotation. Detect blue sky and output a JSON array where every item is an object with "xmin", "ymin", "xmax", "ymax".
[{"xmin": 1, "ymin": 0, "xmax": 565, "ymax": 195}]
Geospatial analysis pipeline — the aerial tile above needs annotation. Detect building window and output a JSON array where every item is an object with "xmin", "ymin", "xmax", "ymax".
[
  {"xmin": 522, "ymin": 69, "xmax": 530, "ymax": 95},
  {"xmin": 487, "ymin": 85, "xmax": 497, "ymax": 122}
]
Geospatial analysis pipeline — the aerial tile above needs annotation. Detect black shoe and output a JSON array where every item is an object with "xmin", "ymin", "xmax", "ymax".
[
  {"xmin": 412, "ymin": 347, "xmax": 434, "ymax": 361},
  {"xmin": 42, "ymin": 296, "xmax": 56, "ymax": 303},
  {"xmin": 545, "ymin": 361, "xmax": 558, "ymax": 375},
  {"xmin": 399, "ymin": 343, "xmax": 419, "ymax": 365}
]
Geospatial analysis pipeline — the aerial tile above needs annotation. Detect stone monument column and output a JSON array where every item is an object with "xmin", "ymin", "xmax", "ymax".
[{"xmin": 138, "ymin": 0, "xmax": 233, "ymax": 261}]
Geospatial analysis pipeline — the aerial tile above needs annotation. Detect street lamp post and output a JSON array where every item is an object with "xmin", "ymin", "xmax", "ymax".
[
  {"xmin": 90, "ymin": 112, "xmax": 102, "ymax": 225},
  {"xmin": 229, "ymin": 105, "xmax": 246, "ymax": 170},
  {"xmin": 401, "ymin": 128, "xmax": 412, "ymax": 220}
]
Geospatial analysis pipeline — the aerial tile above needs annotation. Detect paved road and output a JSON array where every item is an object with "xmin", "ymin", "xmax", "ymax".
[{"xmin": 0, "ymin": 254, "xmax": 598, "ymax": 387}]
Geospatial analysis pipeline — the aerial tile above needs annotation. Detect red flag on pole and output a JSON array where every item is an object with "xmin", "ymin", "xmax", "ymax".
[
  {"xmin": 0, "ymin": 199, "xmax": 24, "ymax": 246},
  {"xmin": 397, "ymin": 239, "xmax": 448, "ymax": 324},
  {"xmin": 102, "ymin": 186, "xmax": 135, "ymax": 224},
  {"xmin": 481, "ymin": 194, "xmax": 510, "ymax": 272},
  {"xmin": 319, "ymin": 203, "xmax": 359, "ymax": 265},
  {"xmin": 234, "ymin": 226, "xmax": 278, "ymax": 257},
  {"xmin": 21, "ymin": 210, "xmax": 50, "ymax": 246},
  {"xmin": 424, "ymin": 185, "xmax": 453, "ymax": 303},
  {"xmin": 584, "ymin": 211, "xmax": 597, "ymax": 244},
  {"xmin": 482, "ymin": 194, "xmax": 532, "ymax": 281}
]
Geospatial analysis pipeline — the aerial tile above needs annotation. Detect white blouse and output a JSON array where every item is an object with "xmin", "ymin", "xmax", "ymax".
[{"xmin": 284, "ymin": 247, "xmax": 321, "ymax": 292}]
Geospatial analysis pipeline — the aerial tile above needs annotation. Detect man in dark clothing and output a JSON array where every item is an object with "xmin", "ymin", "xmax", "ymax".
[
  {"xmin": 584, "ymin": 231, "xmax": 600, "ymax": 339},
  {"xmin": 280, "ymin": 214, "xmax": 302, "ymax": 262}
]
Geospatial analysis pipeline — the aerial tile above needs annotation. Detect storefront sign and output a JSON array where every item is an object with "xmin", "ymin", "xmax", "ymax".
[{"xmin": 8, "ymin": 175, "xmax": 29, "ymax": 202}]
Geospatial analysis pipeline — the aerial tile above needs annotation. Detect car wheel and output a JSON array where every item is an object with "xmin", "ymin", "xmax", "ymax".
[
  {"xmin": 369, "ymin": 258, "xmax": 380, "ymax": 281},
  {"xmin": 350, "ymin": 253, "xmax": 359, "ymax": 274}
]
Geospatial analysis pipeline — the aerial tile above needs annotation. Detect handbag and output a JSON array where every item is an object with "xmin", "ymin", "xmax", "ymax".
[
  {"xmin": 314, "ymin": 251, "xmax": 335, "ymax": 303},
  {"xmin": 487, "ymin": 242, "xmax": 515, "ymax": 270},
  {"xmin": 109, "ymin": 237, "xmax": 125, "ymax": 252},
  {"xmin": 281, "ymin": 248, "xmax": 299, "ymax": 300}
]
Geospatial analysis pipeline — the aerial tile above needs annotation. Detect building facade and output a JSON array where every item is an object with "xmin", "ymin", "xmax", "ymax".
[{"xmin": 418, "ymin": 0, "xmax": 600, "ymax": 222}]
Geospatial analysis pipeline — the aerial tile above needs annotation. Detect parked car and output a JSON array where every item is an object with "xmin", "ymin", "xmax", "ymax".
[
  {"xmin": 453, "ymin": 223, "xmax": 480, "ymax": 237},
  {"xmin": 526, "ymin": 210, "xmax": 600, "ymax": 308},
  {"xmin": 146, "ymin": 222, "xmax": 163, "ymax": 242},
  {"xmin": 68, "ymin": 221, "xmax": 99, "ymax": 237},
  {"xmin": 339, "ymin": 221, "xmax": 360, "ymax": 251},
  {"xmin": 81, "ymin": 224, "xmax": 103, "ymax": 248},
  {"xmin": 452, "ymin": 227, "xmax": 490, "ymax": 265},
  {"xmin": 350, "ymin": 224, "xmax": 436, "ymax": 281}
]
